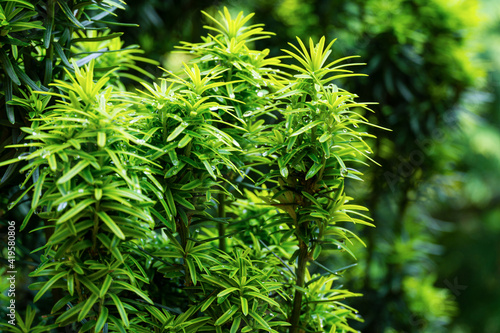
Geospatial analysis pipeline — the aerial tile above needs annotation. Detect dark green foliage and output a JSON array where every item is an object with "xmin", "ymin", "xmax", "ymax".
[
  {"xmin": 1, "ymin": 5, "xmax": 380, "ymax": 333},
  {"xmin": 2, "ymin": 1, "xmax": 492, "ymax": 333},
  {"xmin": 99, "ymin": 0, "xmax": 489, "ymax": 332}
]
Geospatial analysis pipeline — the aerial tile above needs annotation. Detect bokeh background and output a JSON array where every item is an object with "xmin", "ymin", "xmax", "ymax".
[{"xmin": 1, "ymin": 0, "xmax": 499, "ymax": 332}]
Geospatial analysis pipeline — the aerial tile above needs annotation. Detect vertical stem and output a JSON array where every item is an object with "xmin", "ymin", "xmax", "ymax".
[
  {"xmin": 177, "ymin": 218, "xmax": 188, "ymax": 249},
  {"xmin": 217, "ymin": 192, "xmax": 226, "ymax": 252},
  {"xmin": 162, "ymin": 109, "xmax": 167, "ymax": 142},
  {"xmin": 176, "ymin": 218, "xmax": 191, "ymax": 287},
  {"xmin": 290, "ymin": 239, "xmax": 309, "ymax": 333},
  {"xmin": 92, "ymin": 151, "xmax": 103, "ymax": 253},
  {"xmin": 92, "ymin": 201, "xmax": 100, "ymax": 253}
]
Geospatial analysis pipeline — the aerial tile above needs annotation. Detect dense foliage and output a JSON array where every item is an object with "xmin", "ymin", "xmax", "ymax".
[
  {"xmin": 1, "ymin": 3, "xmax": 384, "ymax": 332},
  {"xmin": 2, "ymin": 0, "xmax": 497, "ymax": 332},
  {"xmin": 109, "ymin": 1, "xmax": 493, "ymax": 332}
]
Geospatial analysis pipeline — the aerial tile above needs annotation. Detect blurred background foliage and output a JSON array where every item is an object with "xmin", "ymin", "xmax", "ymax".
[
  {"xmin": 113, "ymin": 0, "xmax": 500, "ymax": 332},
  {"xmin": 1, "ymin": 0, "xmax": 499, "ymax": 332}
]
